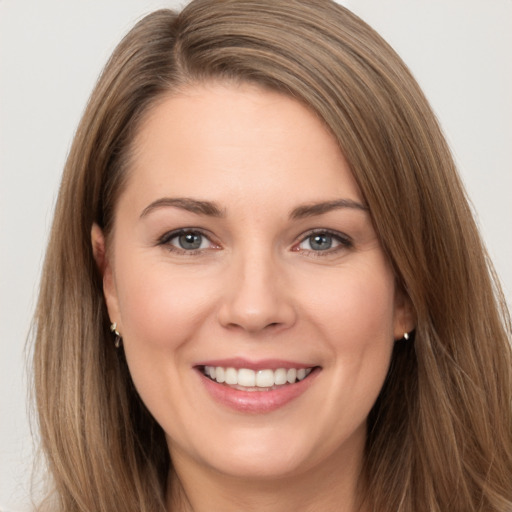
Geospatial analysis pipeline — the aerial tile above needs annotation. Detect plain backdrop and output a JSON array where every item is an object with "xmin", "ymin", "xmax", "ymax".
[{"xmin": 1, "ymin": 1, "xmax": 511, "ymax": 510}]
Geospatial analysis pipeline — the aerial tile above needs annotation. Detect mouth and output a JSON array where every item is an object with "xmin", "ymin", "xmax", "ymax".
[
  {"xmin": 200, "ymin": 365, "xmax": 317, "ymax": 391},
  {"xmin": 196, "ymin": 359, "xmax": 321, "ymax": 413}
]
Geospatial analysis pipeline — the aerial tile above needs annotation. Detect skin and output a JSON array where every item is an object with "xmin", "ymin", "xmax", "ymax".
[{"xmin": 92, "ymin": 83, "xmax": 413, "ymax": 512}]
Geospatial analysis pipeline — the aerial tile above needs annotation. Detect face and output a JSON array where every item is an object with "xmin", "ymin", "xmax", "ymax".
[{"xmin": 95, "ymin": 83, "xmax": 411, "ymax": 482}]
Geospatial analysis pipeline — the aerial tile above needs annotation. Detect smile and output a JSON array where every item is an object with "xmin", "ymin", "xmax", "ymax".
[
  {"xmin": 197, "ymin": 360, "xmax": 320, "ymax": 413},
  {"xmin": 202, "ymin": 366, "xmax": 314, "ymax": 390}
]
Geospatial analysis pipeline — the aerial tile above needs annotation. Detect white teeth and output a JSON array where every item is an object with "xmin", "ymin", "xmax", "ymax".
[
  {"xmin": 203, "ymin": 366, "xmax": 314, "ymax": 388},
  {"xmin": 256, "ymin": 369, "xmax": 274, "ymax": 388},
  {"xmin": 216, "ymin": 367, "xmax": 225, "ymax": 383},
  {"xmin": 225, "ymin": 367, "xmax": 238, "ymax": 385},
  {"xmin": 238, "ymin": 368, "xmax": 256, "ymax": 387},
  {"xmin": 274, "ymin": 368, "xmax": 287, "ymax": 385}
]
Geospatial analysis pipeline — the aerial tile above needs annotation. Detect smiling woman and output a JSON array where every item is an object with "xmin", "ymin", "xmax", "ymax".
[
  {"xmin": 91, "ymin": 85, "xmax": 408, "ymax": 497},
  {"xmin": 32, "ymin": 1, "xmax": 512, "ymax": 512}
]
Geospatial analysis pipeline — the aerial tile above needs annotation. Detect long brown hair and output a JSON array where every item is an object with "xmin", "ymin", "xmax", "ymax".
[{"xmin": 33, "ymin": 1, "xmax": 512, "ymax": 510}]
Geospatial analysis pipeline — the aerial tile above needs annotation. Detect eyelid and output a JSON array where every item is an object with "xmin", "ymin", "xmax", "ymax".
[
  {"xmin": 157, "ymin": 228, "xmax": 220, "ymax": 253},
  {"xmin": 156, "ymin": 227, "xmax": 352, "ymax": 256},
  {"xmin": 292, "ymin": 228, "xmax": 353, "ymax": 254}
]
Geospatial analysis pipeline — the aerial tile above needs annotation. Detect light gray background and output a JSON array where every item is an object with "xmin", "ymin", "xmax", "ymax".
[{"xmin": 1, "ymin": 1, "xmax": 511, "ymax": 510}]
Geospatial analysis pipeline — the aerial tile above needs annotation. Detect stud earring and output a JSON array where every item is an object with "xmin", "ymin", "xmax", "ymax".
[
  {"xmin": 110, "ymin": 322, "xmax": 122, "ymax": 348},
  {"xmin": 403, "ymin": 332, "xmax": 410, "ymax": 341}
]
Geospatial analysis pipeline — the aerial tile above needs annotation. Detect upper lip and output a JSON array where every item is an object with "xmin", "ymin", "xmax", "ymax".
[{"xmin": 195, "ymin": 357, "xmax": 317, "ymax": 371}]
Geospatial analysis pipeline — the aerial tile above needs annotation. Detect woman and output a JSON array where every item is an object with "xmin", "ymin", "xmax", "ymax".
[{"xmin": 33, "ymin": 0, "xmax": 512, "ymax": 511}]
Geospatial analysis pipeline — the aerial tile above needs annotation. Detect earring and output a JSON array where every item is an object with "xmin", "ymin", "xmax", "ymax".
[
  {"xmin": 403, "ymin": 332, "xmax": 410, "ymax": 340},
  {"xmin": 110, "ymin": 322, "xmax": 122, "ymax": 348}
]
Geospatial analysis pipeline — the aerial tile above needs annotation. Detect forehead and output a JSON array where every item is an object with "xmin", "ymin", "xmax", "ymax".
[{"xmin": 124, "ymin": 83, "xmax": 362, "ymax": 211}]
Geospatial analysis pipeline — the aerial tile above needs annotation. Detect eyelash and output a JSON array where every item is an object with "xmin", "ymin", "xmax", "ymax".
[
  {"xmin": 158, "ymin": 228, "xmax": 217, "ymax": 255},
  {"xmin": 157, "ymin": 228, "xmax": 353, "ymax": 256},
  {"xmin": 293, "ymin": 229, "xmax": 353, "ymax": 257}
]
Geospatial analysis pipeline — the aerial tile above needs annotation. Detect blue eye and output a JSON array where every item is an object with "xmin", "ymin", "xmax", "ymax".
[
  {"xmin": 307, "ymin": 234, "xmax": 333, "ymax": 251},
  {"xmin": 176, "ymin": 232, "xmax": 204, "ymax": 250},
  {"xmin": 297, "ymin": 230, "xmax": 352, "ymax": 253},
  {"xmin": 159, "ymin": 229, "xmax": 214, "ymax": 252}
]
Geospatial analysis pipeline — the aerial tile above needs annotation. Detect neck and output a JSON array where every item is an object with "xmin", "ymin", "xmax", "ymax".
[{"xmin": 166, "ymin": 440, "xmax": 366, "ymax": 512}]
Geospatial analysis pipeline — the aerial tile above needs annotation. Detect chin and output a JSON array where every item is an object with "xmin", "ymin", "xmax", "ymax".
[{"xmin": 207, "ymin": 448, "xmax": 315, "ymax": 481}]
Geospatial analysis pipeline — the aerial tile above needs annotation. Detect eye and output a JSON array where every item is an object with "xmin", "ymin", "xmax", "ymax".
[
  {"xmin": 158, "ymin": 229, "xmax": 217, "ymax": 253},
  {"xmin": 295, "ymin": 230, "xmax": 352, "ymax": 254},
  {"xmin": 174, "ymin": 232, "xmax": 207, "ymax": 250},
  {"xmin": 302, "ymin": 233, "xmax": 334, "ymax": 251}
]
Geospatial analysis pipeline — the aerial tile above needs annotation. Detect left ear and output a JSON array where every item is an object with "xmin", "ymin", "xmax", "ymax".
[
  {"xmin": 91, "ymin": 223, "xmax": 122, "ymax": 331},
  {"xmin": 393, "ymin": 288, "xmax": 416, "ymax": 340},
  {"xmin": 91, "ymin": 223, "xmax": 107, "ymax": 274}
]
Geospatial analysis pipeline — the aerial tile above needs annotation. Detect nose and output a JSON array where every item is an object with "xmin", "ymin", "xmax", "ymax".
[{"xmin": 217, "ymin": 251, "xmax": 297, "ymax": 334}]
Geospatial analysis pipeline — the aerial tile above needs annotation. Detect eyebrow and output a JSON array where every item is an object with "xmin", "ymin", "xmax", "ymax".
[
  {"xmin": 289, "ymin": 199, "xmax": 369, "ymax": 219},
  {"xmin": 139, "ymin": 197, "xmax": 368, "ymax": 220},
  {"xmin": 140, "ymin": 197, "xmax": 225, "ymax": 218}
]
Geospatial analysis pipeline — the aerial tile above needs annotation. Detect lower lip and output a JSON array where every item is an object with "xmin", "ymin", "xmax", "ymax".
[{"xmin": 197, "ymin": 368, "xmax": 319, "ymax": 414}]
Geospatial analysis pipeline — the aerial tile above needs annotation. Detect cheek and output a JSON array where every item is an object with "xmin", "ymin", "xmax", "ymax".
[
  {"xmin": 114, "ymin": 258, "xmax": 216, "ymax": 351},
  {"xmin": 112, "ymin": 259, "xmax": 217, "ymax": 424},
  {"xmin": 303, "ymin": 262, "xmax": 396, "ymax": 409},
  {"xmin": 305, "ymin": 263, "xmax": 397, "ymax": 344}
]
